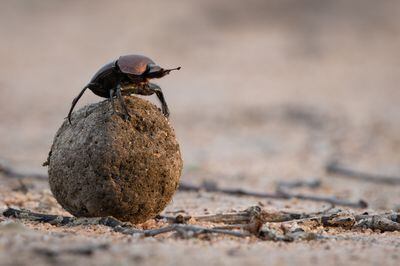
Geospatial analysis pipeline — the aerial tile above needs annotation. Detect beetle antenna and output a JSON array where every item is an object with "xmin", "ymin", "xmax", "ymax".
[{"xmin": 163, "ymin": 67, "xmax": 181, "ymax": 75}]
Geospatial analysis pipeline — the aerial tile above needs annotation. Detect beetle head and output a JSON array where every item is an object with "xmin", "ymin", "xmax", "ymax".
[{"xmin": 145, "ymin": 64, "xmax": 181, "ymax": 79}]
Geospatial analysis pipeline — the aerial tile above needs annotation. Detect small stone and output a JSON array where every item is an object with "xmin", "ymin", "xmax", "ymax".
[{"xmin": 47, "ymin": 96, "xmax": 183, "ymax": 224}]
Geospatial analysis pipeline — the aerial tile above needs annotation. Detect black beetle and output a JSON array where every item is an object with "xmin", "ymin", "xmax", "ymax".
[{"xmin": 67, "ymin": 54, "xmax": 180, "ymax": 124}]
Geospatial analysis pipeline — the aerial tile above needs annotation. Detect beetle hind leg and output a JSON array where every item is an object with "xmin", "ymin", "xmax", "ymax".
[{"xmin": 67, "ymin": 86, "xmax": 89, "ymax": 125}]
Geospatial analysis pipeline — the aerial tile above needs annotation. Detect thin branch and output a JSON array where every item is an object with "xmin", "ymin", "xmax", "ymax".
[
  {"xmin": 281, "ymin": 191, "xmax": 368, "ymax": 209},
  {"xmin": 276, "ymin": 179, "xmax": 321, "ymax": 190},
  {"xmin": 142, "ymin": 224, "xmax": 251, "ymax": 238},
  {"xmin": 192, "ymin": 206, "xmax": 320, "ymax": 224},
  {"xmin": 326, "ymin": 161, "xmax": 400, "ymax": 185},
  {"xmin": 179, "ymin": 182, "xmax": 285, "ymax": 199},
  {"xmin": 1, "ymin": 160, "xmax": 368, "ymax": 208},
  {"xmin": 355, "ymin": 212, "xmax": 400, "ymax": 223},
  {"xmin": 4, "ymin": 206, "xmax": 400, "ymax": 243},
  {"xmin": 259, "ymin": 226, "xmax": 320, "ymax": 242},
  {"xmin": 33, "ymin": 244, "xmax": 109, "ymax": 258},
  {"xmin": 155, "ymin": 205, "xmax": 321, "ymax": 229},
  {"xmin": 354, "ymin": 216, "xmax": 400, "ymax": 232},
  {"xmin": 0, "ymin": 160, "xmax": 47, "ymax": 180},
  {"xmin": 3, "ymin": 208, "xmax": 251, "ymax": 239},
  {"xmin": 179, "ymin": 181, "xmax": 368, "ymax": 208},
  {"xmin": 293, "ymin": 211, "xmax": 400, "ymax": 232},
  {"xmin": 3, "ymin": 208, "xmax": 127, "ymax": 228}
]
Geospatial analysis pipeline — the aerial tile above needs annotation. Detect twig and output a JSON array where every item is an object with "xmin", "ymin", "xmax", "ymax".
[
  {"xmin": 1, "ymin": 160, "xmax": 368, "ymax": 208},
  {"xmin": 4, "ymin": 206, "xmax": 400, "ymax": 244},
  {"xmin": 0, "ymin": 207, "xmax": 334, "ymax": 240},
  {"xmin": 276, "ymin": 179, "xmax": 321, "ymax": 190},
  {"xmin": 179, "ymin": 182, "xmax": 285, "ymax": 199},
  {"xmin": 355, "ymin": 212, "xmax": 400, "ymax": 223},
  {"xmin": 34, "ymin": 244, "xmax": 109, "ymax": 258},
  {"xmin": 179, "ymin": 181, "xmax": 368, "ymax": 208},
  {"xmin": 0, "ymin": 160, "xmax": 47, "ymax": 180},
  {"xmin": 3, "ymin": 208, "xmax": 127, "ymax": 228},
  {"xmin": 259, "ymin": 226, "xmax": 320, "ymax": 242},
  {"xmin": 156, "ymin": 206, "xmax": 312, "ymax": 228},
  {"xmin": 281, "ymin": 192, "xmax": 368, "ymax": 209},
  {"xmin": 326, "ymin": 161, "xmax": 400, "ymax": 185},
  {"xmin": 0, "ymin": 207, "xmax": 330, "ymax": 240},
  {"xmin": 3, "ymin": 208, "xmax": 251, "ymax": 239},
  {"xmin": 354, "ymin": 216, "xmax": 400, "ymax": 232},
  {"xmin": 156, "ymin": 205, "xmax": 321, "ymax": 231},
  {"xmin": 192, "ymin": 206, "xmax": 319, "ymax": 224},
  {"xmin": 115, "ymin": 224, "xmax": 251, "ymax": 238},
  {"xmin": 293, "ymin": 211, "xmax": 400, "ymax": 232}
]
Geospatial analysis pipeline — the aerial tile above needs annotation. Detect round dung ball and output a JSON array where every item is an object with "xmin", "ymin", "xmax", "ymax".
[{"xmin": 47, "ymin": 96, "xmax": 183, "ymax": 224}]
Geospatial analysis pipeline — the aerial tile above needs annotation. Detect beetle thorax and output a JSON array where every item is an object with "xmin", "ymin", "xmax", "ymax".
[{"xmin": 124, "ymin": 73, "xmax": 148, "ymax": 84}]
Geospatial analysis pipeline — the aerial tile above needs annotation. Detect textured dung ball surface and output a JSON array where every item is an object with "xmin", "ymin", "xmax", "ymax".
[{"xmin": 47, "ymin": 96, "xmax": 183, "ymax": 224}]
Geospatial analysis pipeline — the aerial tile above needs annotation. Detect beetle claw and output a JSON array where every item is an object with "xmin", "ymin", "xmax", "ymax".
[
  {"xmin": 163, "ymin": 108, "xmax": 170, "ymax": 118},
  {"xmin": 123, "ymin": 113, "xmax": 131, "ymax": 121},
  {"xmin": 161, "ymin": 104, "xmax": 170, "ymax": 118}
]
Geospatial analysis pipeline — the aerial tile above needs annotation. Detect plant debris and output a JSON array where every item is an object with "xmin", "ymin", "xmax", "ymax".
[
  {"xmin": 179, "ymin": 180, "xmax": 368, "ymax": 208},
  {"xmin": 4, "ymin": 206, "xmax": 399, "ymax": 242},
  {"xmin": 0, "ymin": 161, "xmax": 369, "ymax": 208}
]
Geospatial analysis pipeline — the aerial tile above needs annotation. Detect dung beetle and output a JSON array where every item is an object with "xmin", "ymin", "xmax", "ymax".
[{"xmin": 67, "ymin": 54, "xmax": 181, "ymax": 124}]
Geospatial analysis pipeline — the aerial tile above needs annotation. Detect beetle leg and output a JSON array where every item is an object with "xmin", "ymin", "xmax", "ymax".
[
  {"xmin": 67, "ymin": 86, "xmax": 89, "ymax": 125},
  {"xmin": 116, "ymin": 85, "xmax": 131, "ymax": 120},
  {"xmin": 148, "ymin": 83, "xmax": 170, "ymax": 117},
  {"xmin": 109, "ymin": 88, "xmax": 117, "ymax": 115}
]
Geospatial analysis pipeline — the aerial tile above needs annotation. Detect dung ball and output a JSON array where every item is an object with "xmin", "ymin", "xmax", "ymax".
[{"xmin": 47, "ymin": 96, "xmax": 183, "ymax": 224}]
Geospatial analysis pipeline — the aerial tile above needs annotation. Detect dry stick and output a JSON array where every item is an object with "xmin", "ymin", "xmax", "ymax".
[
  {"xmin": 282, "ymin": 210, "xmax": 400, "ymax": 232},
  {"xmin": 157, "ymin": 205, "xmax": 335, "ymax": 229},
  {"xmin": 156, "ymin": 205, "xmax": 314, "ymax": 226},
  {"xmin": 205, "ymin": 206, "xmax": 332, "ymax": 241},
  {"xmin": 113, "ymin": 223, "xmax": 250, "ymax": 238},
  {"xmin": 2, "ymin": 207, "xmax": 337, "ymax": 239},
  {"xmin": 179, "ymin": 182, "xmax": 285, "ymax": 199},
  {"xmin": 4, "ymin": 206, "xmax": 400, "ymax": 241},
  {"xmin": 326, "ymin": 161, "xmax": 400, "ymax": 185},
  {"xmin": 179, "ymin": 182, "xmax": 368, "ymax": 208},
  {"xmin": 355, "ymin": 212, "xmax": 400, "ymax": 223},
  {"xmin": 3, "ymin": 208, "xmax": 250, "ymax": 239},
  {"xmin": 276, "ymin": 179, "xmax": 321, "ymax": 190},
  {"xmin": 34, "ymin": 244, "xmax": 109, "ymax": 258},
  {"xmin": 192, "ymin": 206, "xmax": 323, "ymax": 224},
  {"xmin": 0, "ymin": 160, "xmax": 47, "ymax": 180},
  {"xmin": 282, "ymin": 192, "xmax": 367, "ymax": 209},
  {"xmin": 0, "ymin": 160, "xmax": 368, "ymax": 208},
  {"xmin": 2, "ymin": 207, "xmax": 127, "ymax": 227},
  {"xmin": 162, "ymin": 205, "xmax": 339, "ymax": 236},
  {"xmin": 353, "ymin": 216, "xmax": 400, "ymax": 232},
  {"xmin": 2, "ymin": 207, "xmax": 326, "ymax": 239}
]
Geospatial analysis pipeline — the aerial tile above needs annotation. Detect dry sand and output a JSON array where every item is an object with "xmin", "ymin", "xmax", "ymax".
[{"xmin": 0, "ymin": 1, "xmax": 399, "ymax": 265}]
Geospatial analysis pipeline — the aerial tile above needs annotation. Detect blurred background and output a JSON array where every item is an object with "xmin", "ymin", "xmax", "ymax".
[{"xmin": 0, "ymin": 0, "xmax": 399, "ymax": 209}]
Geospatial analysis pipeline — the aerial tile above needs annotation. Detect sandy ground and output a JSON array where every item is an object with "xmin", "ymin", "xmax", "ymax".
[{"xmin": 0, "ymin": 0, "xmax": 400, "ymax": 265}]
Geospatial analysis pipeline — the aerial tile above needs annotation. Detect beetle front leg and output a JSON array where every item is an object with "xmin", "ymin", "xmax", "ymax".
[
  {"xmin": 116, "ymin": 85, "xmax": 131, "ymax": 120},
  {"xmin": 109, "ymin": 88, "xmax": 117, "ymax": 115},
  {"xmin": 148, "ymin": 83, "xmax": 170, "ymax": 117},
  {"xmin": 67, "ymin": 86, "xmax": 88, "ymax": 125}
]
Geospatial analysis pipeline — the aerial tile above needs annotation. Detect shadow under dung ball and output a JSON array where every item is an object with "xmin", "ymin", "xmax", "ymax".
[{"xmin": 47, "ymin": 96, "xmax": 183, "ymax": 224}]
